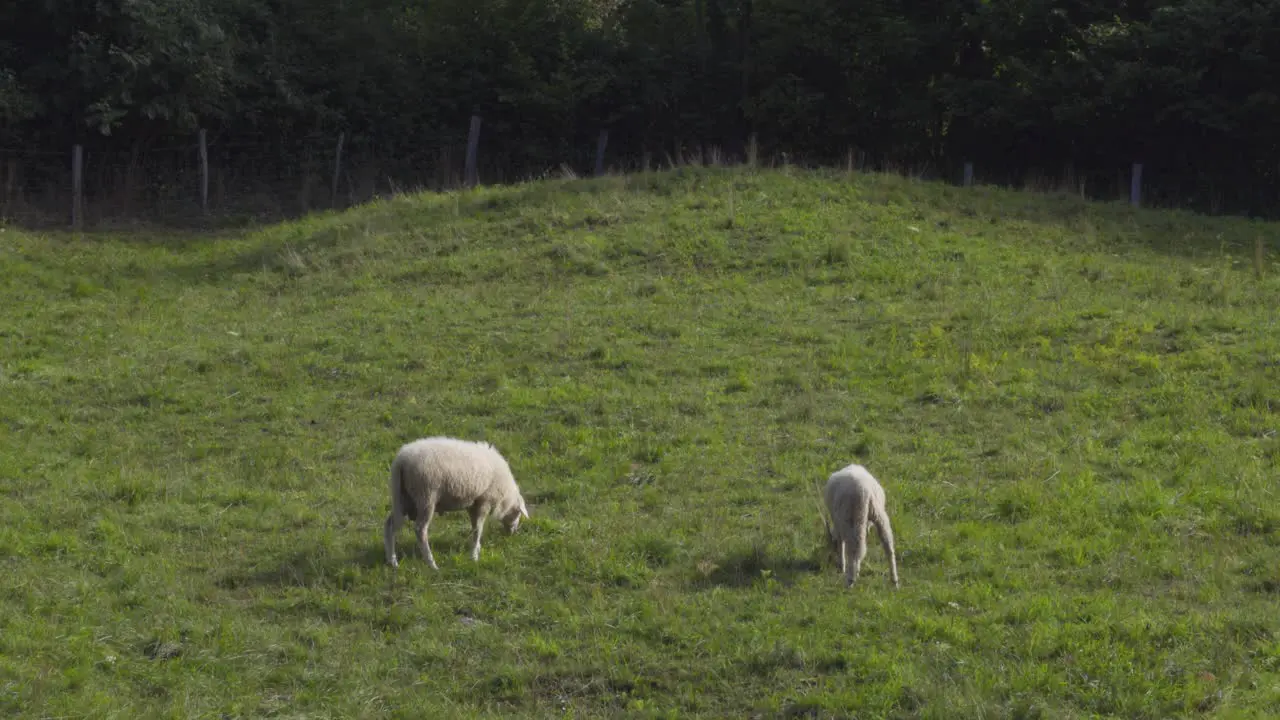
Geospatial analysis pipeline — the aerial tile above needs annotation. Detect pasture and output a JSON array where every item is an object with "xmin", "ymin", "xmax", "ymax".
[{"xmin": 2, "ymin": 167, "xmax": 1278, "ymax": 718}]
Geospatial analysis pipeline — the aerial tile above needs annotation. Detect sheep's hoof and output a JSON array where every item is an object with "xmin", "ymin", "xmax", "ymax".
[{"xmin": 388, "ymin": 558, "xmax": 399, "ymax": 569}]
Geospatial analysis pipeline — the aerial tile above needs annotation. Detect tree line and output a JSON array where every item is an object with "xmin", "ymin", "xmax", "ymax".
[{"xmin": 2, "ymin": 0, "xmax": 1279, "ymax": 214}]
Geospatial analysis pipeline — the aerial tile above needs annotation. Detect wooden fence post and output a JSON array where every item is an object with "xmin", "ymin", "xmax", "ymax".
[
  {"xmin": 3, "ymin": 158, "xmax": 15, "ymax": 216},
  {"xmin": 1130, "ymin": 162, "xmax": 1142, "ymax": 207},
  {"xmin": 594, "ymin": 129, "xmax": 609, "ymax": 177},
  {"xmin": 963, "ymin": 161, "xmax": 974, "ymax": 187},
  {"xmin": 332, "ymin": 131, "xmax": 345, "ymax": 206},
  {"xmin": 747, "ymin": 133, "xmax": 758, "ymax": 168},
  {"xmin": 464, "ymin": 115, "xmax": 482, "ymax": 188},
  {"xmin": 71, "ymin": 144, "xmax": 83, "ymax": 230},
  {"xmin": 198, "ymin": 129, "xmax": 209, "ymax": 214}
]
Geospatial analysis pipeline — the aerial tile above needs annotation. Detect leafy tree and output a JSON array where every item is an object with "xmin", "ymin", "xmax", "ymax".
[{"xmin": 1, "ymin": 0, "xmax": 1278, "ymax": 214}]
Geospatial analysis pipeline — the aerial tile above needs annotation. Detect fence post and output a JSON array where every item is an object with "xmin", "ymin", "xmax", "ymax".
[
  {"xmin": 3, "ymin": 158, "xmax": 15, "ymax": 216},
  {"xmin": 963, "ymin": 161, "xmax": 974, "ymax": 187},
  {"xmin": 332, "ymin": 131, "xmax": 345, "ymax": 206},
  {"xmin": 594, "ymin": 129, "xmax": 609, "ymax": 177},
  {"xmin": 1130, "ymin": 162, "xmax": 1142, "ymax": 207},
  {"xmin": 464, "ymin": 115, "xmax": 482, "ymax": 188},
  {"xmin": 198, "ymin": 129, "xmax": 209, "ymax": 214},
  {"xmin": 71, "ymin": 144, "xmax": 83, "ymax": 230}
]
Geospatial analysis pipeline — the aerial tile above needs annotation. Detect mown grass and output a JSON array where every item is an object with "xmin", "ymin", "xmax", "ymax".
[{"xmin": 2, "ymin": 166, "xmax": 1279, "ymax": 718}]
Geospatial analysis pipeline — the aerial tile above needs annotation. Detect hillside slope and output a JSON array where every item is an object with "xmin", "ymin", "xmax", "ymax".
[{"xmin": 2, "ymin": 167, "xmax": 1279, "ymax": 718}]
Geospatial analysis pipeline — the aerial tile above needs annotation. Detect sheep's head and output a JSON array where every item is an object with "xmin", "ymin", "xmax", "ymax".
[{"xmin": 502, "ymin": 496, "xmax": 530, "ymax": 533}]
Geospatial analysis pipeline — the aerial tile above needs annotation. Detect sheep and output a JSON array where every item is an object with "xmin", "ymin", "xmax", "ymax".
[
  {"xmin": 383, "ymin": 436, "xmax": 529, "ymax": 569},
  {"xmin": 821, "ymin": 463, "xmax": 899, "ymax": 588}
]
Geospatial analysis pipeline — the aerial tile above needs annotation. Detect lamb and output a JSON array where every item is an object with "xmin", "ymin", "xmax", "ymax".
[
  {"xmin": 821, "ymin": 463, "xmax": 899, "ymax": 588},
  {"xmin": 383, "ymin": 436, "xmax": 529, "ymax": 569}
]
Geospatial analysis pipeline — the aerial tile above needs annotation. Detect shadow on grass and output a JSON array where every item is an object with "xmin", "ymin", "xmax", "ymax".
[
  {"xmin": 215, "ymin": 532, "xmax": 496, "ymax": 590},
  {"xmin": 162, "ymin": 223, "xmax": 356, "ymax": 284},
  {"xmin": 693, "ymin": 543, "xmax": 826, "ymax": 589},
  {"xmin": 216, "ymin": 546, "xmax": 385, "ymax": 590}
]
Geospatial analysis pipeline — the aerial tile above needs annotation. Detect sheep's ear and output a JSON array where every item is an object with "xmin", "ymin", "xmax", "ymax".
[{"xmin": 519, "ymin": 498, "xmax": 529, "ymax": 518}]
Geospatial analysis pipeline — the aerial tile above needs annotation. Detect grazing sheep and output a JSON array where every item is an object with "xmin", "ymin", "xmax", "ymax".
[
  {"xmin": 822, "ymin": 464, "xmax": 899, "ymax": 588},
  {"xmin": 383, "ymin": 436, "xmax": 529, "ymax": 569}
]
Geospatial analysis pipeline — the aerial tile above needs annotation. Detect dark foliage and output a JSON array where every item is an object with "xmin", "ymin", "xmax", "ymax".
[{"xmin": 3, "ymin": 0, "xmax": 1280, "ymax": 217}]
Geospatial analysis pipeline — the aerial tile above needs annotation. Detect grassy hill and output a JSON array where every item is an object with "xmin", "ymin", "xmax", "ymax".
[{"xmin": 2, "ymin": 166, "xmax": 1278, "ymax": 718}]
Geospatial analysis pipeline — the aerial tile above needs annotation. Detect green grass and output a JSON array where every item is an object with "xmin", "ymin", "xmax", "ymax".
[{"xmin": 2, "ymin": 166, "xmax": 1279, "ymax": 718}]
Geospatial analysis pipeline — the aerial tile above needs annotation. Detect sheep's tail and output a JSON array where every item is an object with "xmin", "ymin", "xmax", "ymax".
[
  {"xmin": 388, "ymin": 458, "xmax": 418, "ymax": 522},
  {"xmin": 388, "ymin": 460, "xmax": 403, "ymax": 517},
  {"xmin": 852, "ymin": 492, "xmax": 872, "ymax": 534}
]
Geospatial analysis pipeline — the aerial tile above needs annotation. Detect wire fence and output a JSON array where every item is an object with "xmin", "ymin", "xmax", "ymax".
[
  {"xmin": 1, "ymin": 133, "xmax": 475, "ymax": 228},
  {"xmin": 2, "ymin": 127, "xmax": 1279, "ymax": 230}
]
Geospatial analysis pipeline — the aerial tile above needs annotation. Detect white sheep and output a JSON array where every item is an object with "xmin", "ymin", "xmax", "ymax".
[
  {"xmin": 822, "ymin": 463, "xmax": 899, "ymax": 588},
  {"xmin": 383, "ymin": 436, "xmax": 529, "ymax": 569}
]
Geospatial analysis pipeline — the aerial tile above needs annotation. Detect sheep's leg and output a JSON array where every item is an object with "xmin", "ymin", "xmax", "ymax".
[
  {"xmin": 468, "ymin": 505, "xmax": 487, "ymax": 562},
  {"xmin": 847, "ymin": 530, "xmax": 868, "ymax": 587},
  {"xmin": 384, "ymin": 511, "xmax": 404, "ymax": 568},
  {"xmin": 873, "ymin": 506, "xmax": 900, "ymax": 588},
  {"xmin": 846, "ymin": 499, "xmax": 870, "ymax": 587},
  {"xmin": 415, "ymin": 505, "xmax": 438, "ymax": 570}
]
